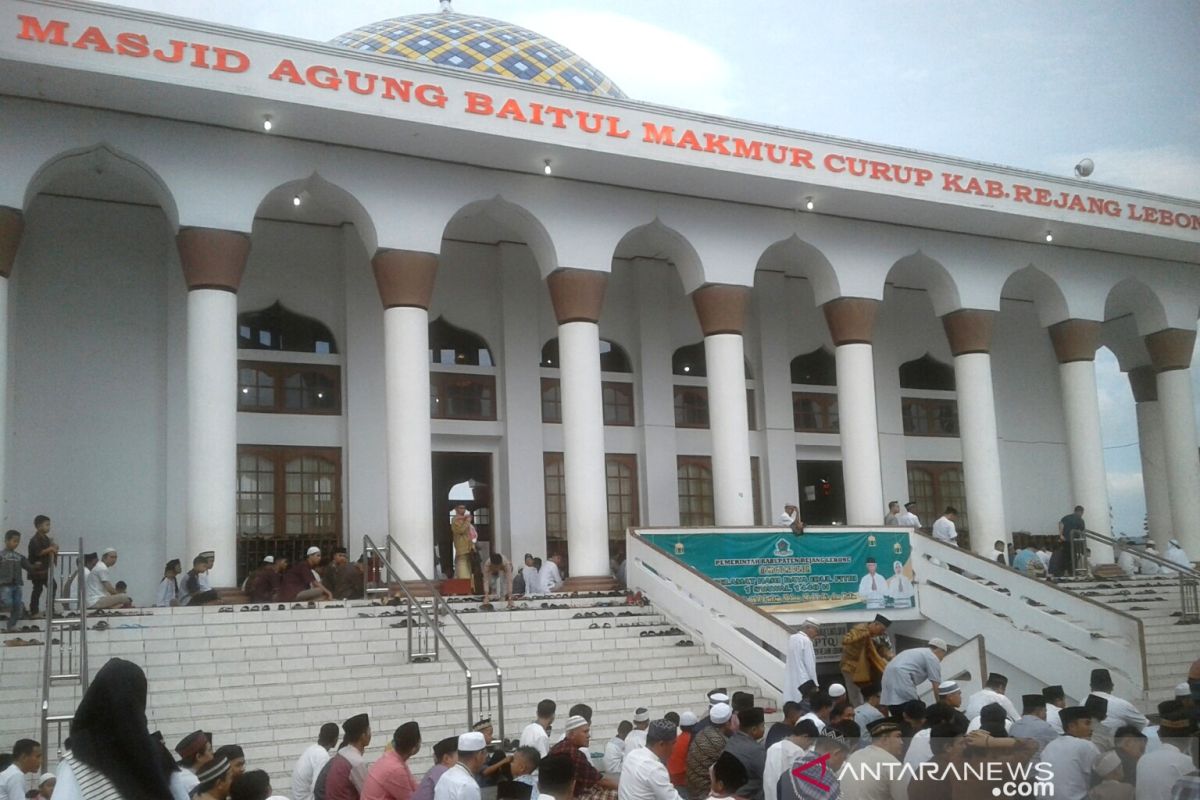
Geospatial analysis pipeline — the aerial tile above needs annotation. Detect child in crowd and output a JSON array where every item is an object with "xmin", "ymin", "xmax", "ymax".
[{"xmin": 1, "ymin": 530, "xmax": 35, "ymax": 632}]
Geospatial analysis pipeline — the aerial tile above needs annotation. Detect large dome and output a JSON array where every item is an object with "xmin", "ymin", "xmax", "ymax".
[{"xmin": 330, "ymin": 10, "xmax": 626, "ymax": 99}]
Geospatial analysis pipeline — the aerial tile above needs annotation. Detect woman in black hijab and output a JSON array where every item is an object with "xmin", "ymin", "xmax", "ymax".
[{"xmin": 58, "ymin": 657, "xmax": 172, "ymax": 800}]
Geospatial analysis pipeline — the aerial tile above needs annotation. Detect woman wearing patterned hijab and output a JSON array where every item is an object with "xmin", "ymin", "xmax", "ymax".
[{"xmin": 53, "ymin": 658, "xmax": 173, "ymax": 800}]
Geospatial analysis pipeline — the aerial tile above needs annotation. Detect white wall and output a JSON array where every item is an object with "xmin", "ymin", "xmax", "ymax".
[{"xmin": 8, "ymin": 195, "xmax": 175, "ymax": 605}]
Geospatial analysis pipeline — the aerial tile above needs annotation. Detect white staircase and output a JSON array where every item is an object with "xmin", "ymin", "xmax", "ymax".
[
  {"xmin": 0, "ymin": 593, "xmax": 766, "ymax": 789},
  {"xmin": 909, "ymin": 534, "xmax": 1195, "ymax": 710}
]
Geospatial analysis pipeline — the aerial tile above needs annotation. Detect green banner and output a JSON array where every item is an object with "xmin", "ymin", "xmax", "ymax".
[{"xmin": 640, "ymin": 530, "xmax": 915, "ymax": 611}]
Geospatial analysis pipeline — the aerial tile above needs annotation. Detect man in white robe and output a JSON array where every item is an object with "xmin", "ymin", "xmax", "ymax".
[
  {"xmin": 1089, "ymin": 668, "xmax": 1148, "ymax": 730},
  {"xmin": 435, "ymin": 732, "xmax": 487, "ymax": 800},
  {"xmin": 784, "ymin": 619, "xmax": 820, "ymax": 704},
  {"xmin": 964, "ymin": 673, "xmax": 1020, "ymax": 722}
]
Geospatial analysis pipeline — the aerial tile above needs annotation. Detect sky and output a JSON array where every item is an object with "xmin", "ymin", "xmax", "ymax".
[{"xmin": 111, "ymin": 0, "xmax": 1200, "ymax": 538}]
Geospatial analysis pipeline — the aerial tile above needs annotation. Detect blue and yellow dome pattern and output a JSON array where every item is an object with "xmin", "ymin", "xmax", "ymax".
[{"xmin": 330, "ymin": 12, "xmax": 626, "ymax": 99}]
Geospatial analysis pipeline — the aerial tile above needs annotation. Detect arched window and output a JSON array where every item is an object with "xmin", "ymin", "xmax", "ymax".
[
  {"xmin": 540, "ymin": 338, "xmax": 633, "ymax": 372},
  {"xmin": 238, "ymin": 302, "xmax": 338, "ymax": 354},
  {"xmin": 899, "ymin": 354, "xmax": 956, "ymax": 390},
  {"xmin": 429, "ymin": 317, "xmax": 495, "ymax": 367},
  {"xmin": 790, "ymin": 348, "xmax": 837, "ymax": 386},
  {"xmin": 671, "ymin": 342, "xmax": 754, "ymax": 378}
]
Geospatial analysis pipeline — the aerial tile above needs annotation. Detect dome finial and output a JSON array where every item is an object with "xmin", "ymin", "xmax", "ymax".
[{"xmin": 439, "ymin": 0, "xmax": 453, "ymax": 12}]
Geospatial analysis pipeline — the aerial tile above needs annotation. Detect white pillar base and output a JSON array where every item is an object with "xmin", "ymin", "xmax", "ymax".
[
  {"xmin": 559, "ymin": 321, "xmax": 609, "ymax": 578},
  {"xmin": 835, "ymin": 343, "xmax": 884, "ymax": 525},
  {"xmin": 953, "ymin": 353, "xmax": 1007, "ymax": 556},
  {"xmin": 383, "ymin": 307, "xmax": 435, "ymax": 580},
  {"xmin": 1059, "ymin": 361, "xmax": 1112, "ymax": 559},
  {"xmin": 186, "ymin": 289, "xmax": 238, "ymax": 587},
  {"xmin": 705, "ymin": 333, "xmax": 754, "ymax": 526},
  {"xmin": 1157, "ymin": 368, "xmax": 1200, "ymax": 555}
]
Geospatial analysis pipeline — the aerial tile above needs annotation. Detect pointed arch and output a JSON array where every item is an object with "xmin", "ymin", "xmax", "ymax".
[
  {"xmin": 443, "ymin": 195, "xmax": 558, "ymax": 277},
  {"xmin": 253, "ymin": 173, "xmax": 379, "ymax": 254},
  {"xmin": 790, "ymin": 348, "xmax": 837, "ymax": 386},
  {"xmin": 429, "ymin": 316, "xmax": 495, "ymax": 366},
  {"xmin": 1104, "ymin": 278, "xmax": 1169, "ymax": 336},
  {"xmin": 899, "ymin": 354, "xmax": 956, "ymax": 390},
  {"xmin": 1000, "ymin": 265, "xmax": 1071, "ymax": 327},
  {"xmin": 541, "ymin": 337, "xmax": 632, "ymax": 372},
  {"xmin": 672, "ymin": 341, "xmax": 754, "ymax": 378},
  {"xmin": 238, "ymin": 301, "xmax": 338, "ymax": 354},
  {"xmin": 612, "ymin": 219, "xmax": 705, "ymax": 294},
  {"xmin": 24, "ymin": 143, "xmax": 180, "ymax": 230},
  {"xmin": 886, "ymin": 251, "xmax": 962, "ymax": 317},
  {"xmin": 756, "ymin": 235, "xmax": 840, "ymax": 306}
]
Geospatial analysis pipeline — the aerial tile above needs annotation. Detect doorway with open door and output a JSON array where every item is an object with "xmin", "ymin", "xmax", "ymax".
[
  {"xmin": 796, "ymin": 460, "xmax": 846, "ymax": 525},
  {"xmin": 432, "ymin": 452, "xmax": 493, "ymax": 583}
]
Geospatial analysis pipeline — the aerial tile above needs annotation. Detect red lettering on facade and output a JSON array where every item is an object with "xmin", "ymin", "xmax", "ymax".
[
  {"xmin": 496, "ymin": 98, "xmax": 527, "ymax": 123},
  {"xmin": 415, "ymin": 84, "xmax": 447, "ymax": 108},
  {"xmin": 464, "ymin": 91, "xmax": 494, "ymax": 115},
  {"xmin": 213, "ymin": 47, "xmax": 249, "ymax": 73},
  {"xmin": 17, "ymin": 15, "xmax": 68, "ymax": 45},
  {"xmin": 115, "ymin": 32, "xmax": 149, "ymax": 58},
  {"xmin": 267, "ymin": 58, "xmax": 304, "ymax": 84},
  {"xmin": 72, "ymin": 26, "xmax": 113, "ymax": 53},
  {"xmin": 643, "ymin": 123, "xmax": 676, "ymax": 146},
  {"xmin": 605, "ymin": 116, "xmax": 630, "ymax": 139}
]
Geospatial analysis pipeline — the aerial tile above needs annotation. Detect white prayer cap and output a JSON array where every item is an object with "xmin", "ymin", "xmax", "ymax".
[
  {"xmin": 708, "ymin": 693, "xmax": 729, "ymax": 705},
  {"xmin": 1093, "ymin": 751, "xmax": 1122, "ymax": 778},
  {"xmin": 102, "ymin": 547, "xmax": 117, "ymax": 556},
  {"xmin": 800, "ymin": 617, "xmax": 820, "ymax": 629},
  {"xmin": 633, "ymin": 708, "xmax": 650, "ymax": 722},
  {"xmin": 1176, "ymin": 682, "xmax": 1191, "ymax": 698},
  {"xmin": 564, "ymin": 715, "xmax": 589, "ymax": 732},
  {"xmin": 38, "ymin": 775, "xmax": 55, "ymax": 786},
  {"xmin": 306, "ymin": 546, "xmax": 321, "ymax": 556},
  {"xmin": 710, "ymin": 703, "xmax": 733, "ymax": 724},
  {"xmin": 680, "ymin": 712, "xmax": 698, "ymax": 726},
  {"xmin": 928, "ymin": 638, "xmax": 948, "ymax": 651},
  {"xmin": 457, "ymin": 732, "xmax": 486, "ymax": 752},
  {"xmin": 937, "ymin": 681, "xmax": 961, "ymax": 696},
  {"xmin": 828, "ymin": 684, "xmax": 847, "ymax": 699},
  {"xmin": 262, "ymin": 555, "xmax": 275, "ymax": 564}
]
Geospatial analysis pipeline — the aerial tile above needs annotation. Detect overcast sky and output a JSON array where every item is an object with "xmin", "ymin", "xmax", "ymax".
[{"xmin": 112, "ymin": 0, "xmax": 1200, "ymax": 540}]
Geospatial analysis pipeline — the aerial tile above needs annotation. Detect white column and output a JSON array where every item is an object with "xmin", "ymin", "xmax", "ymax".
[
  {"xmin": 755, "ymin": 271, "xmax": 801, "ymax": 516},
  {"xmin": 559, "ymin": 320, "xmax": 610, "ymax": 576},
  {"xmin": 823, "ymin": 298, "xmax": 884, "ymax": 526},
  {"xmin": 1158, "ymin": 369, "xmax": 1200, "ymax": 554},
  {"xmin": 835, "ymin": 343, "xmax": 885, "ymax": 524},
  {"xmin": 953, "ymin": 353, "xmax": 1007, "ymax": 555},
  {"xmin": 383, "ymin": 307, "xmax": 435, "ymax": 579},
  {"xmin": 373, "ymin": 249, "xmax": 438, "ymax": 581},
  {"xmin": 0, "ymin": 208, "xmax": 22, "ymax": 528},
  {"xmin": 1129, "ymin": 367, "xmax": 1170, "ymax": 549},
  {"xmin": 705, "ymin": 333, "xmax": 755, "ymax": 525},
  {"xmin": 943, "ymin": 310, "xmax": 1006, "ymax": 556},
  {"xmin": 1049, "ymin": 319, "xmax": 1110, "ymax": 559},
  {"xmin": 186, "ymin": 289, "xmax": 239, "ymax": 587},
  {"xmin": 634, "ymin": 261, "xmax": 680, "ymax": 526},
  {"xmin": 1059, "ymin": 361, "xmax": 1112, "ymax": 557},
  {"xmin": 1146, "ymin": 329, "xmax": 1200, "ymax": 556},
  {"xmin": 178, "ymin": 227, "xmax": 249, "ymax": 589}
]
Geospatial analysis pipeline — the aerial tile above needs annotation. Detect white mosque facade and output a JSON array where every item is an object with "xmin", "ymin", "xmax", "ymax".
[{"xmin": 1, "ymin": 0, "xmax": 1199, "ymax": 601}]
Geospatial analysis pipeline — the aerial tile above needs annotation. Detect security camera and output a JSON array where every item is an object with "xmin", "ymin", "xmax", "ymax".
[{"xmin": 1074, "ymin": 158, "xmax": 1094, "ymax": 178}]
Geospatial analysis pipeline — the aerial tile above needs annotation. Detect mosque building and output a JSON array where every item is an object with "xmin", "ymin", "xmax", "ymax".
[{"xmin": 1, "ymin": 0, "xmax": 1198, "ymax": 601}]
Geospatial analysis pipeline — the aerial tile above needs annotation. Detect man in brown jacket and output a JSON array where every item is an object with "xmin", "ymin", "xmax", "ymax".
[{"xmin": 840, "ymin": 614, "xmax": 891, "ymax": 706}]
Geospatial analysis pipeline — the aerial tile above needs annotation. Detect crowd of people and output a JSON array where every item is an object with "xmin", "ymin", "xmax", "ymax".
[{"xmin": 3, "ymin": 653, "xmax": 1197, "ymax": 800}]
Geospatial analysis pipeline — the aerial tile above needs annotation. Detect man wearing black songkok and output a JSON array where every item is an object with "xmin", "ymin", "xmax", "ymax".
[
  {"xmin": 722, "ymin": 708, "xmax": 766, "ymax": 800},
  {"xmin": 57, "ymin": 658, "xmax": 173, "ymax": 800},
  {"xmin": 315, "ymin": 713, "xmax": 371, "ymax": 800}
]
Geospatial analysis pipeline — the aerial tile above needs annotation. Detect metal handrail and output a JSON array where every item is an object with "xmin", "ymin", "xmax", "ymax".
[
  {"xmin": 40, "ymin": 539, "xmax": 88, "ymax": 765},
  {"xmin": 363, "ymin": 534, "xmax": 504, "ymax": 737},
  {"xmin": 1078, "ymin": 528, "xmax": 1199, "ymax": 622}
]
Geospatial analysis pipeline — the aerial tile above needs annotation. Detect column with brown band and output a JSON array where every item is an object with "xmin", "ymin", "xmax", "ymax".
[
  {"xmin": 1048, "ymin": 319, "xmax": 1112, "ymax": 559},
  {"xmin": 0, "ymin": 208, "xmax": 24, "ymax": 525},
  {"xmin": 1128, "ymin": 366, "xmax": 1170, "ymax": 550},
  {"xmin": 177, "ymin": 227, "xmax": 251, "ymax": 587},
  {"xmin": 822, "ymin": 298, "xmax": 885, "ymax": 525},
  {"xmin": 372, "ymin": 249, "xmax": 438, "ymax": 580},
  {"xmin": 547, "ymin": 268, "xmax": 611, "ymax": 582},
  {"xmin": 692, "ymin": 284, "xmax": 755, "ymax": 526},
  {"xmin": 1145, "ymin": 328, "xmax": 1200, "ymax": 555},
  {"xmin": 942, "ymin": 309, "xmax": 1007, "ymax": 555}
]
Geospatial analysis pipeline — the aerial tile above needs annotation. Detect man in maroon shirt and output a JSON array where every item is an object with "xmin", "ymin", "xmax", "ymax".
[
  {"xmin": 315, "ymin": 713, "xmax": 372, "ymax": 800},
  {"xmin": 280, "ymin": 547, "xmax": 333, "ymax": 603}
]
